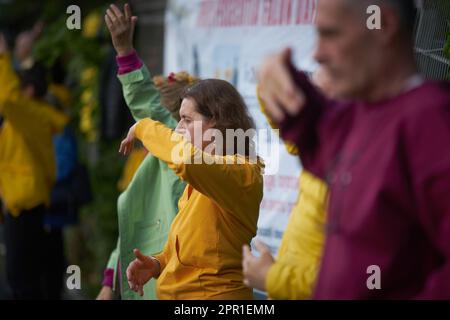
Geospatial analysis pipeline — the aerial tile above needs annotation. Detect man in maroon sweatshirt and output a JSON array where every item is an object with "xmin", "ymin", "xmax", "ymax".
[{"xmin": 258, "ymin": 0, "xmax": 450, "ymax": 299}]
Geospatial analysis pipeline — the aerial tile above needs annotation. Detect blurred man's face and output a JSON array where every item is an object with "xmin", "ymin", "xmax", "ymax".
[{"xmin": 314, "ymin": 0, "xmax": 378, "ymax": 99}]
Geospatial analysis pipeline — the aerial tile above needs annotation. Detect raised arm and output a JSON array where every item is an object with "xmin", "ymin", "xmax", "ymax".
[
  {"xmin": 119, "ymin": 118, "xmax": 263, "ymax": 218},
  {"xmin": 0, "ymin": 46, "xmax": 67, "ymax": 136},
  {"xmin": 258, "ymin": 48, "xmax": 332, "ymax": 174},
  {"xmin": 105, "ymin": 4, "xmax": 176, "ymax": 128}
]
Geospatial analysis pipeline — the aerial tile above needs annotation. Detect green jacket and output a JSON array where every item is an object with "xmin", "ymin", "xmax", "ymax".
[{"xmin": 106, "ymin": 65, "xmax": 185, "ymax": 300}]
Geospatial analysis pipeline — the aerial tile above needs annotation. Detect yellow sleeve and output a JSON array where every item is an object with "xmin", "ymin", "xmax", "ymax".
[
  {"xmin": 257, "ymin": 85, "xmax": 299, "ymax": 155},
  {"xmin": 266, "ymin": 260, "xmax": 317, "ymax": 300},
  {"xmin": 0, "ymin": 53, "xmax": 20, "ymax": 112},
  {"xmin": 134, "ymin": 118, "xmax": 263, "ymax": 215},
  {"xmin": 0, "ymin": 54, "xmax": 68, "ymax": 134},
  {"xmin": 265, "ymin": 171, "xmax": 328, "ymax": 300}
]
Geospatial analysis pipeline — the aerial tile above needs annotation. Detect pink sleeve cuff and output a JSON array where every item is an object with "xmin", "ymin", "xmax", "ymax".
[
  {"xmin": 102, "ymin": 268, "xmax": 114, "ymax": 288},
  {"xmin": 116, "ymin": 50, "xmax": 143, "ymax": 75}
]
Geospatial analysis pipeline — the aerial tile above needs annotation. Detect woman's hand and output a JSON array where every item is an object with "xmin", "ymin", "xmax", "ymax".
[
  {"xmin": 96, "ymin": 286, "xmax": 114, "ymax": 300},
  {"xmin": 126, "ymin": 249, "xmax": 161, "ymax": 297},
  {"xmin": 119, "ymin": 122, "xmax": 138, "ymax": 156},
  {"xmin": 105, "ymin": 3, "xmax": 138, "ymax": 57},
  {"xmin": 242, "ymin": 240, "xmax": 275, "ymax": 291}
]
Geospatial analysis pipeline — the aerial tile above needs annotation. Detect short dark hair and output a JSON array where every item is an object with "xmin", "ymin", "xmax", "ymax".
[{"xmin": 18, "ymin": 63, "xmax": 49, "ymax": 98}]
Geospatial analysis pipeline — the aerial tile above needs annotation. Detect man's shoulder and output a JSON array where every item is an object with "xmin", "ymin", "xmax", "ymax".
[
  {"xmin": 400, "ymin": 80, "xmax": 450, "ymax": 117},
  {"xmin": 399, "ymin": 81, "xmax": 450, "ymax": 136}
]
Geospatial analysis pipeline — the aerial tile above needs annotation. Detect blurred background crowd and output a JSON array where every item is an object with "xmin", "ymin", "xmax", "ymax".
[{"xmin": 0, "ymin": 0, "xmax": 169, "ymax": 299}]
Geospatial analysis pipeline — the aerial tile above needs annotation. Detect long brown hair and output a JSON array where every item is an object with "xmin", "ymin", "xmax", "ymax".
[{"xmin": 181, "ymin": 79, "xmax": 256, "ymax": 157}]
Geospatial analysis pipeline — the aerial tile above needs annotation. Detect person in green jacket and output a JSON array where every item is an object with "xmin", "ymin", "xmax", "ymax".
[{"xmin": 96, "ymin": 3, "xmax": 197, "ymax": 300}]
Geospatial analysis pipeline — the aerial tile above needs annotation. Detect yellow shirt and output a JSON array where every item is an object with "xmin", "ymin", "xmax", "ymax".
[
  {"xmin": 266, "ymin": 171, "xmax": 327, "ymax": 299},
  {"xmin": 0, "ymin": 54, "xmax": 68, "ymax": 216},
  {"xmin": 135, "ymin": 118, "xmax": 264, "ymax": 299}
]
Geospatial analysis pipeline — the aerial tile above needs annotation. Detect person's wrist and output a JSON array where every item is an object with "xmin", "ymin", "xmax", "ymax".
[
  {"xmin": 102, "ymin": 268, "xmax": 114, "ymax": 288},
  {"xmin": 116, "ymin": 46, "xmax": 134, "ymax": 57},
  {"xmin": 150, "ymin": 256, "xmax": 161, "ymax": 275}
]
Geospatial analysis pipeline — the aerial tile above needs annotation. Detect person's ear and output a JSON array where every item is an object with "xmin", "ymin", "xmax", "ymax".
[
  {"xmin": 378, "ymin": 4, "xmax": 402, "ymax": 46},
  {"xmin": 206, "ymin": 118, "xmax": 216, "ymax": 130}
]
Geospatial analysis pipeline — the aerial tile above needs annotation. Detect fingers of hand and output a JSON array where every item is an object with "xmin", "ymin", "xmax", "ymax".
[
  {"xmin": 133, "ymin": 248, "xmax": 147, "ymax": 261},
  {"xmin": 104, "ymin": 14, "xmax": 113, "ymax": 30},
  {"xmin": 124, "ymin": 3, "xmax": 132, "ymax": 20},
  {"xmin": 131, "ymin": 16, "xmax": 138, "ymax": 27},
  {"xmin": 242, "ymin": 244, "xmax": 253, "ymax": 273},
  {"xmin": 254, "ymin": 239, "xmax": 270, "ymax": 254},
  {"xmin": 260, "ymin": 90, "xmax": 285, "ymax": 123},
  {"xmin": 106, "ymin": 5, "xmax": 129, "ymax": 33},
  {"xmin": 119, "ymin": 138, "xmax": 132, "ymax": 155},
  {"xmin": 106, "ymin": 8, "xmax": 117, "ymax": 23},
  {"xmin": 110, "ymin": 4, "xmax": 124, "ymax": 20},
  {"xmin": 258, "ymin": 47, "xmax": 305, "ymax": 119},
  {"xmin": 119, "ymin": 140, "xmax": 126, "ymax": 154}
]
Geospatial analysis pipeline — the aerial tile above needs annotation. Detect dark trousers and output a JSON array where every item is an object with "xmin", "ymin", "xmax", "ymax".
[
  {"xmin": 4, "ymin": 205, "xmax": 66, "ymax": 300},
  {"xmin": 42, "ymin": 227, "xmax": 65, "ymax": 300}
]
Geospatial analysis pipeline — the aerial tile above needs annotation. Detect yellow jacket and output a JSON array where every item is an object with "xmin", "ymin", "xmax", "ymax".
[
  {"xmin": 135, "ymin": 118, "xmax": 264, "ymax": 299},
  {"xmin": 257, "ymin": 86, "xmax": 327, "ymax": 299},
  {"xmin": 266, "ymin": 171, "xmax": 327, "ymax": 299},
  {"xmin": 0, "ymin": 54, "xmax": 68, "ymax": 216}
]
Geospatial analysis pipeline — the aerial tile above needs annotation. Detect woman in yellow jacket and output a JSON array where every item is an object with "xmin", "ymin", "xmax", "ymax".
[
  {"xmin": 0, "ymin": 33, "xmax": 68, "ymax": 299},
  {"xmin": 122, "ymin": 78, "xmax": 264, "ymax": 299}
]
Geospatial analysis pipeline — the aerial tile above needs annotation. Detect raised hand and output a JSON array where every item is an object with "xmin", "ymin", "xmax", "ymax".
[
  {"xmin": 105, "ymin": 3, "xmax": 138, "ymax": 56},
  {"xmin": 13, "ymin": 21, "xmax": 44, "ymax": 63},
  {"xmin": 126, "ymin": 249, "xmax": 160, "ymax": 297},
  {"xmin": 257, "ymin": 47, "xmax": 305, "ymax": 123},
  {"xmin": 119, "ymin": 122, "xmax": 138, "ymax": 156}
]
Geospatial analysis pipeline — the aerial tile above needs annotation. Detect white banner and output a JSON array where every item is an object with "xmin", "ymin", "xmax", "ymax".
[{"xmin": 164, "ymin": 0, "xmax": 318, "ymax": 258}]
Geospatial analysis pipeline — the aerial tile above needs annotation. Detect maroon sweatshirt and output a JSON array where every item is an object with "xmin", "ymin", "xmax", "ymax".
[{"xmin": 280, "ymin": 70, "xmax": 450, "ymax": 299}]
